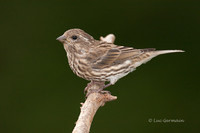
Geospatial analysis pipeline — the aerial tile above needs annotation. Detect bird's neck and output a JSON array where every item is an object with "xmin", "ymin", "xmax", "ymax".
[{"xmin": 64, "ymin": 44, "xmax": 87, "ymax": 68}]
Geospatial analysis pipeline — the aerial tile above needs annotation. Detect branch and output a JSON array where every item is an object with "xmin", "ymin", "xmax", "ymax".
[
  {"xmin": 72, "ymin": 84, "xmax": 117, "ymax": 133},
  {"xmin": 72, "ymin": 34, "xmax": 117, "ymax": 133},
  {"xmin": 100, "ymin": 34, "xmax": 115, "ymax": 43}
]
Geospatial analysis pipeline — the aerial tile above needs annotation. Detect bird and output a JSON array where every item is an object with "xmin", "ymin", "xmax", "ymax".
[{"xmin": 57, "ymin": 28, "xmax": 184, "ymax": 94}]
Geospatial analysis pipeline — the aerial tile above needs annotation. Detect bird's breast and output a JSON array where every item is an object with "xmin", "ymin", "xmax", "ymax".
[{"xmin": 66, "ymin": 53, "xmax": 94, "ymax": 80}]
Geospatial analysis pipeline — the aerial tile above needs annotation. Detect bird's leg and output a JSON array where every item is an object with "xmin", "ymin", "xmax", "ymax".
[
  {"xmin": 102, "ymin": 83, "xmax": 112, "ymax": 90},
  {"xmin": 84, "ymin": 80, "xmax": 105, "ymax": 94},
  {"xmin": 98, "ymin": 83, "xmax": 112, "ymax": 94},
  {"xmin": 86, "ymin": 82, "xmax": 113, "ymax": 97},
  {"xmin": 86, "ymin": 81, "xmax": 111, "ymax": 97},
  {"xmin": 84, "ymin": 81, "xmax": 95, "ymax": 94}
]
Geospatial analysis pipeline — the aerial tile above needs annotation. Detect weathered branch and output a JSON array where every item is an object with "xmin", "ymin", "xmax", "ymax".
[
  {"xmin": 100, "ymin": 34, "xmax": 115, "ymax": 43},
  {"xmin": 72, "ymin": 83, "xmax": 117, "ymax": 133},
  {"xmin": 72, "ymin": 34, "xmax": 117, "ymax": 133}
]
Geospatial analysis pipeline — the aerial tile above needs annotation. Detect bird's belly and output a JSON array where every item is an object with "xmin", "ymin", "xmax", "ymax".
[
  {"xmin": 91, "ymin": 60, "xmax": 135, "ymax": 83},
  {"xmin": 106, "ymin": 67, "xmax": 135, "ymax": 84}
]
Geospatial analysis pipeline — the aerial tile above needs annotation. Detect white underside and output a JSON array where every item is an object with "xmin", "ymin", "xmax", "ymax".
[{"xmin": 107, "ymin": 67, "xmax": 135, "ymax": 84}]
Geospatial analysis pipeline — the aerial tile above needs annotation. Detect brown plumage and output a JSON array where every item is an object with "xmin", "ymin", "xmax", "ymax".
[{"xmin": 57, "ymin": 29, "xmax": 184, "ymax": 92}]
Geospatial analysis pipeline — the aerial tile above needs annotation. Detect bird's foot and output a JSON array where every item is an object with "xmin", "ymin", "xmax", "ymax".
[
  {"xmin": 85, "ymin": 82, "xmax": 112, "ymax": 97},
  {"xmin": 84, "ymin": 81, "xmax": 94, "ymax": 94},
  {"xmin": 100, "ymin": 83, "xmax": 112, "ymax": 90},
  {"xmin": 99, "ymin": 90, "xmax": 111, "ymax": 95},
  {"xmin": 86, "ymin": 88, "xmax": 111, "ymax": 97},
  {"xmin": 84, "ymin": 81, "xmax": 104, "ymax": 94}
]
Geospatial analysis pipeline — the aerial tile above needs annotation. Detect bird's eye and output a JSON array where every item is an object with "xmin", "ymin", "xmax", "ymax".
[{"xmin": 71, "ymin": 35, "xmax": 78, "ymax": 40}]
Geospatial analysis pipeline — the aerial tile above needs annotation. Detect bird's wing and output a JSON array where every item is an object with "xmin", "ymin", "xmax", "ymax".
[
  {"xmin": 91, "ymin": 48, "xmax": 121, "ymax": 69},
  {"xmin": 90, "ymin": 44, "xmax": 155, "ymax": 69}
]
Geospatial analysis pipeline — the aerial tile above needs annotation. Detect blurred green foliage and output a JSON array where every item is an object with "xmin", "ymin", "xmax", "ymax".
[{"xmin": 0, "ymin": 0, "xmax": 199, "ymax": 133}]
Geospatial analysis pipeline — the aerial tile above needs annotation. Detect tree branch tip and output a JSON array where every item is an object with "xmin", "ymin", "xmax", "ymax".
[
  {"xmin": 100, "ymin": 34, "xmax": 116, "ymax": 43},
  {"xmin": 103, "ymin": 93, "xmax": 117, "ymax": 101}
]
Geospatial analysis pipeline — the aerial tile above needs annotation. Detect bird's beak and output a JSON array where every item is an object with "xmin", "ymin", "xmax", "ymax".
[{"xmin": 56, "ymin": 35, "xmax": 65, "ymax": 43}]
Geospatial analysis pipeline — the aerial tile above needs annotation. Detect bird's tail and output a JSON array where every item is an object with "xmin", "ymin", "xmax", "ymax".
[
  {"xmin": 132, "ymin": 49, "xmax": 184, "ymax": 68},
  {"xmin": 153, "ymin": 50, "xmax": 185, "ymax": 55}
]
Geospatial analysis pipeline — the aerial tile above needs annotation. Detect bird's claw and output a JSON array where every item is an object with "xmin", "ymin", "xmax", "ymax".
[
  {"xmin": 99, "ymin": 90, "xmax": 111, "ymax": 95},
  {"xmin": 84, "ymin": 81, "xmax": 94, "ymax": 94},
  {"xmin": 86, "ymin": 89, "xmax": 111, "ymax": 97}
]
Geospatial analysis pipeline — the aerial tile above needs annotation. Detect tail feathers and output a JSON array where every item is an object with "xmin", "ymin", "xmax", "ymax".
[
  {"xmin": 153, "ymin": 50, "xmax": 185, "ymax": 56},
  {"xmin": 132, "ymin": 49, "xmax": 184, "ymax": 68}
]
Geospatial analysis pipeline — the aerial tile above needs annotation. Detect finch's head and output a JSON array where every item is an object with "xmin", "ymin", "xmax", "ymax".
[{"xmin": 56, "ymin": 29, "xmax": 95, "ymax": 47}]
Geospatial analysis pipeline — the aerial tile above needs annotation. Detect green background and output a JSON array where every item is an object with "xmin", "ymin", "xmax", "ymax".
[{"xmin": 0, "ymin": 0, "xmax": 199, "ymax": 133}]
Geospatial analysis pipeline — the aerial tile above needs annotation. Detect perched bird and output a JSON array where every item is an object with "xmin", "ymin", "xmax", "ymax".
[{"xmin": 57, "ymin": 29, "xmax": 184, "ymax": 93}]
